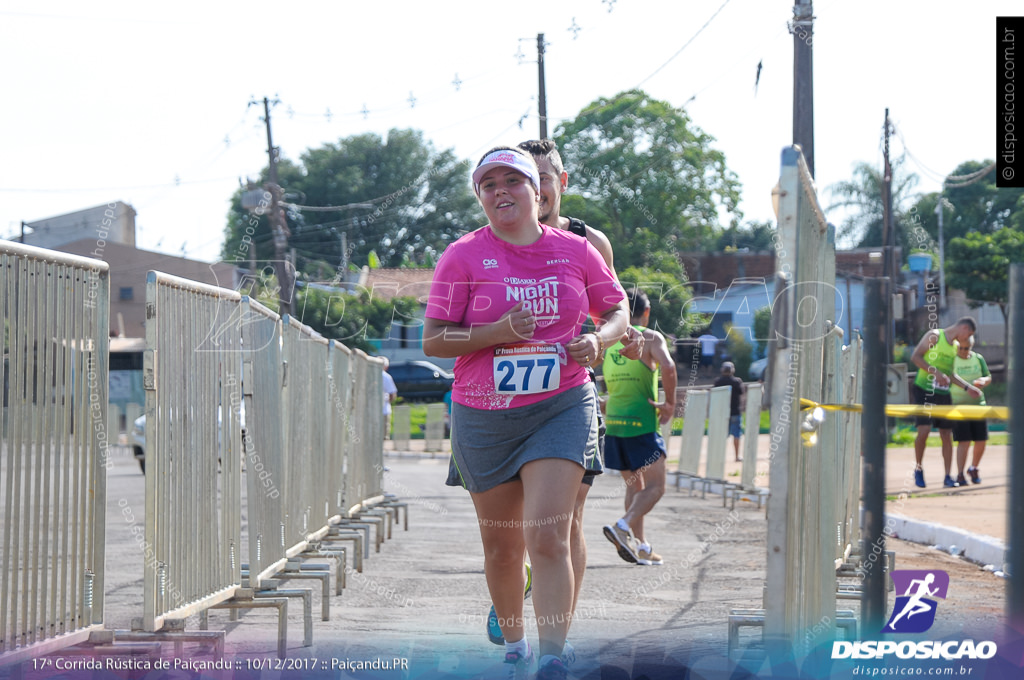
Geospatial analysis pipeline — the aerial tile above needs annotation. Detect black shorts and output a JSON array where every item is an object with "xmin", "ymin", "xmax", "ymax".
[
  {"xmin": 953, "ymin": 418, "xmax": 988, "ymax": 443},
  {"xmin": 911, "ymin": 384, "xmax": 953, "ymax": 430}
]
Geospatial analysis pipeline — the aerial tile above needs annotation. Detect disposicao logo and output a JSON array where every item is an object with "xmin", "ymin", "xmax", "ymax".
[
  {"xmin": 831, "ymin": 569, "xmax": 998, "ymax": 661},
  {"xmin": 883, "ymin": 569, "xmax": 949, "ymax": 634}
]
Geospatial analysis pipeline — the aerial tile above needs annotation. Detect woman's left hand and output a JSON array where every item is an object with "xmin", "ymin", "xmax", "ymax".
[{"xmin": 566, "ymin": 332, "xmax": 600, "ymax": 366}]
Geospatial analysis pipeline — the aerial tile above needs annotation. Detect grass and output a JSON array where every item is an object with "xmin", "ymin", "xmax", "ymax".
[{"xmin": 887, "ymin": 425, "xmax": 1010, "ymax": 448}]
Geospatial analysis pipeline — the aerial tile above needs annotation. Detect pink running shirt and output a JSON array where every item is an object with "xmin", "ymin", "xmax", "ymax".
[{"xmin": 426, "ymin": 224, "xmax": 624, "ymax": 410}]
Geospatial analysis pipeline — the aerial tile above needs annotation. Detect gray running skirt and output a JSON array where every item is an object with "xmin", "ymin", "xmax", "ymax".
[{"xmin": 445, "ymin": 383, "xmax": 599, "ymax": 493}]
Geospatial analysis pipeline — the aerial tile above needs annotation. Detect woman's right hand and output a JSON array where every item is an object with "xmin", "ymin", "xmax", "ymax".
[{"xmin": 499, "ymin": 301, "xmax": 537, "ymax": 342}]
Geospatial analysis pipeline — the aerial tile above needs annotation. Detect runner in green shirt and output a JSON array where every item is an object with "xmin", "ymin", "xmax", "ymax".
[
  {"xmin": 909, "ymin": 317, "xmax": 981, "ymax": 488},
  {"xmin": 950, "ymin": 338, "xmax": 991, "ymax": 486}
]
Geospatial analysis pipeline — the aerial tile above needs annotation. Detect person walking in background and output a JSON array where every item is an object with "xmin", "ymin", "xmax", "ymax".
[
  {"xmin": 424, "ymin": 145, "xmax": 628, "ymax": 680},
  {"xmin": 698, "ymin": 330, "xmax": 719, "ymax": 377},
  {"xmin": 950, "ymin": 337, "xmax": 991, "ymax": 486},
  {"xmin": 381, "ymin": 357, "xmax": 397, "ymax": 441},
  {"xmin": 909, "ymin": 317, "xmax": 981, "ymax": 488},
  {"xmin": 713, "ymin": 361, "xmax": 746, "ymax": 462},
  {"xmin": 602, "ymin": 289, "xmax": 676, "ymax": 566}
]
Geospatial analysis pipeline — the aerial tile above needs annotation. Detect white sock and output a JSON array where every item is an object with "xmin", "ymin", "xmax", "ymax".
[
  {"xmin": 639, "ymin": 541, "xmax": 652, "ymax": 553},
  {"xmin": 616, "ymin": 518, "xmax": 631, "ymax": 533},
  {"xmin": 505, "ymin": 637, "xmax": 529, "ymax": 657}
]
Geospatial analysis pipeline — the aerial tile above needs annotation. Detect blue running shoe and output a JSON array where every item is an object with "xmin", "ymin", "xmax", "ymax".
[
  {"xmin": 503, "ymin": 644, "xmax": 534, "ymax": 680},
  {"xmin": 535, "ymin": 656, "xmax": 569, "ymax": 680},
  {"xmin": 914, "ymin": 468, "xmax": 925, "ymax": 488},
  {"xmin": 486, "ymin": 563, "xmax": 532, "ymax": 645}
]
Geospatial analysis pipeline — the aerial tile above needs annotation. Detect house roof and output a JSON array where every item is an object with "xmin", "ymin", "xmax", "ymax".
[{"xmin": 362, "ymin": 268, "xmax": 435, "ymax": 302}]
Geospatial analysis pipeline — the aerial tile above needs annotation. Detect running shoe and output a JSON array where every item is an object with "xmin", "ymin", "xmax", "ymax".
[
  {"xmin": 603, "ymin": 523, "xmax": 639, "ymax": 564},
  {"xmin": 503, "ymin": 645, "xmax": 534, "ymax": 680},
  {"xmin": 486, "ymin": 563, "xmax": 533, "ymax": 645},
  {"xmin": 943, "ymin": 475, "xmax": 957, "ymax": 488},
  {"xmin": 561, "ymin": 640, "xmax": 576, "ymax": 668},
  {"xmin": 535, "ymin": 656, "xmax": 569, "ymax": 680},
  {"xmin": 914, "ymin": 468, "xmax": 925, "ymax": 488},
  {"xmin": 956, "ymin": 474, "xmax": 968, "ymax": 487},
  {"xmin": 637, "ymin": 546, "xmax": 664, "ymax": 566},
  {"xmin": 968, "ymin": 466, "xmax": 981, "ymax": 484}
]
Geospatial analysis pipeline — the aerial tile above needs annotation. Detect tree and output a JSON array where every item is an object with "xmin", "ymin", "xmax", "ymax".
[
  {"xmin": 291, "ymin": 286, "xmax": 421, "ymax": 355},
  {"xmin": 945, "ymin": 228, "xmax": 1024, "ymax": 338},
  {"xmin": 826, "ymin": 157, "xmax": 919, "ymax": 253},
  {"xmin": 907, "ymin": 161, "xmax": 1023, "ymax": 262},
  {"xmin": 714, "ymin": 220, "xmax": 777, "ymax": 252},
  {"xmin": 221, "ymin": 129, "xmax": 482, "ymax": 274},
  {"xmin": 555, "ymin": 90, "xmax": 742, "ymax": 276},
  {"xmin": 617, "ymin": 266, "xmax": 703, "ymax": 341}
]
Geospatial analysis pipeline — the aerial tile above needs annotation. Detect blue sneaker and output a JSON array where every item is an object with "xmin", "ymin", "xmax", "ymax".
[
  {"xmin": 535, "ymin": 656, "xmax": 569, "ymax": 680},
  {"xmin": 914, "ymin": 468, "xmax": 925, "ymax": 488},
  {"xmin": 503, "ymin": 643, "xmax": 534, "ymax": 680},
  {"xmin": 561, "ymin": 640, "xmax": 576, "ymax": 668},
  {"xmin": 943, "ymin": 475, "xmax": 957, "ymax": 488},
  {"xmin": 486, "ymin": 563, "xmax": 532, "ymax": 645}
]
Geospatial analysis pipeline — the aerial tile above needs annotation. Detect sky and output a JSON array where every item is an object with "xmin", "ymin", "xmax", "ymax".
[{"xmin": 0, "ymin": 0, "xmax": 1017, "ymax": 264}]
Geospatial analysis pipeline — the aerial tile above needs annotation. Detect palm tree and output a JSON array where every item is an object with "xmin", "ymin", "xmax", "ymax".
[{"xmin": 827, "ymin": 157, "xmax": 920, "ymax": 253}]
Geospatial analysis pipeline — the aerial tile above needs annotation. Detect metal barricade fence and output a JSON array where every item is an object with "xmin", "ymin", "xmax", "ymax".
[
  {"xmin": 326, "ymin": 340, "xmax": 353, "ymax": 519},
  {"xmin": 142, "ymin": 272, "xmax": 243, "ymax": 632},
  {"xmin": 343, "ymin": 353, "xmax": 386, "ymax": 515},
  {"xmin": 239, "ymin": 298, "xmax": 286, "ymax": 586},
  {"xmin": 0, "ymin": 243, "xmax": 110, "ymax": 664}
]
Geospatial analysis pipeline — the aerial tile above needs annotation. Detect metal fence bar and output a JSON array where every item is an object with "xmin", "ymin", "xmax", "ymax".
[
  {"xmin": 240, "ymin": 297, "xmax": 285, "ymax": 587},
  {"xmin": 1008, "ymin": 263, "xmax": 1024, "ymax": 633},
  {"xmin": 326, "ymin": 340, "xmax": 352, "ymax": 520},
  {"xmin": 741, "ymin": 384, "xmax": 763, "ymax": 489},
  {"xmin": 142, "ymin": 271, "xmax": 242, "ymax": 632},
  {"xmin": 0, "ymin": 243, "xmax": 109, "ymax": 665},
  {"xmin": 676, "ymin": 390, "xmax": 708, "ymax": 480},
  {"xmin": 704, "ymin": 386, "xmax": 731, "ymax": 482}
]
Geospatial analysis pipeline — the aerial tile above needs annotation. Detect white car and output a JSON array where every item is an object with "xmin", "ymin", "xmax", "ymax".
[{"xmin": 130, "ymin": 404, "xmax": 246, "ymax": 474}]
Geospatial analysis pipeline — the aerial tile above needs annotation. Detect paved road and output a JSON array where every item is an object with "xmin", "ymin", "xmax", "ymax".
[{"xmin": 76, "ymin": 438, "xmax": 1019, "ymax": 680}]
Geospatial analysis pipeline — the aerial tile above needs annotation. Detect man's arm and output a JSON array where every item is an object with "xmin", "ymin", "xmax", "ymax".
[
  {"xmin": 646, "ymin": 330, "xmax": 677, "ymax": 425},
  {"xmin": 910, "ymin": 330, "xmax": 950, "ymax": 388}
]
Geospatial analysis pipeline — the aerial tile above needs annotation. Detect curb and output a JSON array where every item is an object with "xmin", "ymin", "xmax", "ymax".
[{"xmin": 887, "ymin": 512, "xmax": 1008, "ymax": 571}]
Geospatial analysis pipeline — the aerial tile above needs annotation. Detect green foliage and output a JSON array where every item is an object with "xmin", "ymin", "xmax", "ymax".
[
  {"xmin": 222, "ymin": 129, "xmax": 482, "ymax": 274},
  {"xmin": 753, "ymin": 306, "xmax": 772, "ymax": 357},
  {"xmin": 714, "ymin": 220, "xmax": 777, "ymax": 252},
  {"xmin": 945, "ymin": 228, "xmax": 1024, "ymax": 320},
  {"xmin": 617, "ymin": 266, "xmax": 702, "ymax": 340},
  {"xmin": 291, "ymin": 286, "xmax": 420, "ymax": 355},
  {"xmin": 555, "ymin": 90, "xmax": 742, "ymax": 274},
  {"xmin": 724, "ymin": 326, "xmax": 753, "ymax": 380}
]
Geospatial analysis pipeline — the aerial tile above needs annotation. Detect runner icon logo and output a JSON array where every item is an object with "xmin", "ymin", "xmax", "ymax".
[{"xmin": 882, "ymin": 570, "xmax": 949, "ymax": 634}]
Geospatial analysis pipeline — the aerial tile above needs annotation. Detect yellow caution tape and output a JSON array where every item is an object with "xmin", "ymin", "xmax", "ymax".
[{"xmin": 799, "ymin": 398, "xmax": 1008, "ymax": 421}]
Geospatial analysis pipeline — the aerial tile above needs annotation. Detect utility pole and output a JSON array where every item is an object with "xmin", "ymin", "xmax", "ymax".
[
  {"xmin": 935, "ymin": 199, "xmax": 947, "ymax": 310},
  {"xmin": 882, "ymin": 108, "xmax": 896, "ymax": 360},
  {"xmin": 792, "ymin": 0, "xmax": 815, "ymax": 177},
  {"xmin": 537, "ymin": 33, "xmax": 548, "ymax": 139},
  {"xmin": 252, "ymin": 96, "xmax": 293, "ymax": 316}
]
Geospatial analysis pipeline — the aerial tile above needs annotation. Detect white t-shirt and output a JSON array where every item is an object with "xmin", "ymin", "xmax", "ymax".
[{"xmin": 382, "ymin": 371, "xmax": 397, "ymax": 415}]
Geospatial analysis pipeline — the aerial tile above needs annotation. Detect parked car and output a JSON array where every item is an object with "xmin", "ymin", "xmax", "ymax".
[
  {"xmin": 748, "ymin": 357, "xmax": 768, "ymax": 381},
  {"xmin": 388, "ymin": 360, "xmax": 455, "ymax": 402},
  {"xmin": 130, "ymin": 404, "xmax": 245, "ymax": 474}
]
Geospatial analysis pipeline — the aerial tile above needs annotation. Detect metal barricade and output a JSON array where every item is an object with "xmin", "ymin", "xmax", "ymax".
[
  {"xmin": 239, "ymin": 298, "xmax": 286, "ymax": 586},
  {"xmin": 142, "ymin": 272, "xmax": 243, "ymax": 632},
  {"xmin": 0, "ymin": 243, "xmax": 110, "ymax": 665}
]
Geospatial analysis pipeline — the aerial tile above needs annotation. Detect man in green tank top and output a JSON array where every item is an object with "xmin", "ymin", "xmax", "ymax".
[
  {"xmin": 909, "ymin": 316, "xmax": 981, "ymax": 488},
  {"xmin": 601, "ymin": 289, "xmax": 677, "ymax": 566}
]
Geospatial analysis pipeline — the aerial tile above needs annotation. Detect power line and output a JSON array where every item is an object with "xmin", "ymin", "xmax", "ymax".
[{"xmin": 635, "ymin": 0, "xmax": 734, "ymax": 88}]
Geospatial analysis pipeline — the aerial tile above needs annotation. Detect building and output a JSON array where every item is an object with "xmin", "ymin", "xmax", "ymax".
[
  {"xmin": 22, "ymin": 201, "xmax": 136, "ymax": 250},
  {"xmin": 56, "ymin": 239, "xmax": 236, "ymax": 338}
]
